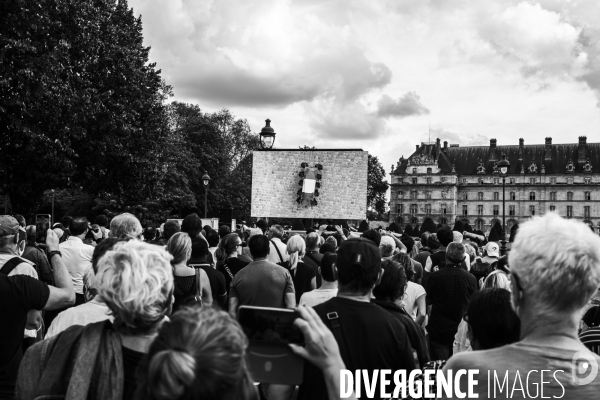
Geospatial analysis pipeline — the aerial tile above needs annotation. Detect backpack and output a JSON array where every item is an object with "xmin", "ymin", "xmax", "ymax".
[
  {"xmin": 0, "ymin": 256, "xmax": 35, "ymax": 276},
  {"xmin": 470, "ymin": 259, "xmax": 497, "ymax": 288}
]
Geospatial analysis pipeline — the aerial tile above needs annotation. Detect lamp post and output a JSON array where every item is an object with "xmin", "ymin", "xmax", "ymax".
[
  {"xmin": 259, "ymin": 119, "xmax": 276, "ymax": 149},
  {"xmin": 498, "ymin": 154, "xmax": 510, "ymax": 256},
  {"xmin": 202, "ymin": 172, "xmax": 211, "ymax": 219},
  {"xmin": 50, "ymin": 189, "xmax": 55, "ymax": 226}
]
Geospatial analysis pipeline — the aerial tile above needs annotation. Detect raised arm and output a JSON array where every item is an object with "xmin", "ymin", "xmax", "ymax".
[{"xmin": 43, "ymin": 230, "xmax": 76, "ymax": 310}]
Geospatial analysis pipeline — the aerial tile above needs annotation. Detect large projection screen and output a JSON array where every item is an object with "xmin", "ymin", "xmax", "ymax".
[{"xmin": 251, "ymin": 149, "xmax": 368, "ymax": 219}]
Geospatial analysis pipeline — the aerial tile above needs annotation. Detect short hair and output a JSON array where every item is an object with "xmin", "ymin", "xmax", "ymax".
[
  {"xmin": 466, "ymin": 288, "xmax": 520, "ymax": 350},
  {"xmin": 362, "ymin": 229, "xmax": 381, "ymax": 246},
  {"xmin": 325, "ymin": 236, "xmax": 337, "ymax": 248},
  {"xmin": 319, "ymin": 243, "xmax": 336, "ymax": 254},
  {"xmin": 321, "ymin": 252, "xmax": 337, "ymax": 282},
  {"xmin": 163, "ymin": 220, "xmax": 181, "ymax": 240},
  {"xmin": 206, "ymin": 231, "xmax": 220, "ymax": 247},
  {"xmin": 218, "ymin": 225, "xmax": 231, "ymax": 238},
  {"xmin": 373, "ymin": 260, "xmax": 407, "ymax": 302},
  {"xmin": 144, "ymin": 227, "xmax": 158, "ymax": 241},
  {"xmin": 61, "ymin": 216, "xmax": 73, "ymax": 230},
  {"xmin": 508, "ymin": 213, "xmax": 600, "ymax": 319},
  {"xmin": 13, "ymin": 214, "xmax": 26, "ymax": 227},
  {"xmin": 400, "ymin": 235, "xmax": 415, "ymax": 253},
  {"xmin": 94, "ymin": 215, "xmax": 109, "ymax": 227},
  {"xmin": 269, "ymin": 225, "xmax": 284, "ymax": 239},
  {"xmin": 191, "ymin": 237, "xmax": 209, "ymax": 258},
  {"xmin": 420, "ymin": 232, "xmax": 430, "ymax": 247},
  {"xmin": 96, "ymin": 240, "xmax": 173, "ymax": 335},
  {"xmin": 70, "ymin": 217, "xmax": 89, "ymax": 236},
  {"xmin": 256, "ymin": 219, "xmax": 268, "ymax": 233},
  {"xmin": 167, "ymin": 232, "xmax": 192, "ymax": 265},
  {"xmin": 248, "ymin": 235, "xmax": 270, "ymax": 259},
  {"xmin": 182, "ymin": 214, "xmax": 203, "ymax": 239},
  {"xmin": 437, "ymin": 226, "xmax": 454, "ymax": 247},
  {"xmin": 446, "ymin": 242, "xmax": 465, "ymax": 264},
  {"xmin": 145, "ymin": 306, "xmax": 256, "ymax": 400},
  {"xmin": 463, "ymin": 243, "xmax": 476, "ymax": 263},
  {"xmin": 453, "ymin": 231, "xmax": 463, "ymax": 243},
  {"xmin": 110, "ymin": 213, "xmax": 142, "ymax": 239},
  {"xmin": 305, "ymin": 232, "xmax": 320, "ymax": 250},
  {"xmin": 336, "ymin": 238, "xmax": 381, "ymax": 295},
  {"xmin": 379, "ymin": 236, "xmax": 396, "ymax": 258},
  {"xmin": 92, "ymin": 237, "xmax": 119, "ymax": 274},
  {"xmin": 26, "ymin": 225, "xmax": 36, "ymax": 241},
  {"xmin": 427, "ymin": 233, "xmax": 441, "ymax": 250}
]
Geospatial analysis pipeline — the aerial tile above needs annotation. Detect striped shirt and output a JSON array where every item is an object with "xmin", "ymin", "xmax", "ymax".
[{"xmin": 580, "ymin": 326, "xmax": 600, "ymax": 355}]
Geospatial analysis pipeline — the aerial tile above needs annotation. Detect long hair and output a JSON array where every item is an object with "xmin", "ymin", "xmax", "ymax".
[
  {"xmin": 215, "ymin": 233, "xmax": 240, "ymax": 268},
  {"xmin": 166, "ymin": 232, "xmax": 191, "ymax": 265},
  {"xmin": 286, "ymin": 235, "xmax": 306, "ymax": 271}
]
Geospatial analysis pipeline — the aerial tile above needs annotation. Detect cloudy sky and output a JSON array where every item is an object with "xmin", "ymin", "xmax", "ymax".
[{"xmin": 130, "ymin": 0, "xmax": 600, "ymax": 181}]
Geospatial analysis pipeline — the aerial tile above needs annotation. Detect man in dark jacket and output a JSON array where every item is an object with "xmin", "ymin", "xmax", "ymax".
[{"xmin": 22, "ymin": 226, "xmax": 53, "ymax": 284}]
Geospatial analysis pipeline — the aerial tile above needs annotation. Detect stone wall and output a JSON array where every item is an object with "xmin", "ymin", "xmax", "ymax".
[{"xmin": 251, "ymin": 150, "xmax": 368, "ymax": 219}]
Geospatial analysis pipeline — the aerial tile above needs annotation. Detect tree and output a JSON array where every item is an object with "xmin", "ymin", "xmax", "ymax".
[
  {"xmin": 488, "ymin": 227, "xmax": 500, "ymax": 242},
  {"xmin": 420, "ymin": 217, "xmax": 437, "ymax": 236},
  {"xmin": 492, "ymin": 221, "xmax": 503, "ymax": 238},
  {"xmin": 509, "ymin": 223, "xmax": 519, "ymax": 242},
  {"xmin": 452, "ymin": 220, "xmax": 465, "ymax": 233},
  {"xmin": 367, "ymin": 155, "xmax": 389, "ymax": 214},
  {"xmin": 404, "ymin": 225, "xmax": 414, "ymax": 236}
]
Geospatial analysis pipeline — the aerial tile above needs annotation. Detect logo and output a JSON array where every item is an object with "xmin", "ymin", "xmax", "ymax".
[{"xmin": 572, "ymin": 351, "xmax": 599, "ymax": 386}]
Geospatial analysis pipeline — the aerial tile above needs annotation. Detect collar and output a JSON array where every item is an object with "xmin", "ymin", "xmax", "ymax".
[{"xmin": 67, "ymin": 236, "xmax": 83, "ymax": 242}]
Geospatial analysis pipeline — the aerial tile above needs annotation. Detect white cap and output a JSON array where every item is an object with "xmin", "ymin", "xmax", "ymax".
[{"xmin": 484, "ymin": 242, "xmax": 500, "ymax": 257}]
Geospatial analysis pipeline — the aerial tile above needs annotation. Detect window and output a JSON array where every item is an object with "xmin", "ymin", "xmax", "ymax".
[
  {"xmin": 550, "ymin": 177, "xmax": 557, "ymax": 184},
  {"xmin": 529, "ymin": 192, "xmax": 535, "ymax": 201},
  {"xmin": 493, "ymin": 205, "xmax": 499, "ymax": 216},
  {"xmin": 410, "ymin": 204, "xmax": 418, "ymax": 214},
  {"xmin": 477, "ymin": 205, "xmax": 483, "ymax": 215},
  {"xmin": 509, "ymin": 205, "xmax": 515, "ymax": 216},
  {"xmin": 568, "ymin": 177, "xmax": 574, "ymax": 184},
  {"xmin": 567, "ymin": 206, "xmax": 573, "ymax": 218},
  {"xmin": 462, "ymin": 178, "xmax": 468, "ymax": 184},
  {"xmin": 413, "ymin": 168, "xmax": 417, "ymax": 174},
  {"xmin": 462, "ymin": 205, "xmax": 468, "ymax": 216},
  {"xmin": 441, "ymin": 177, "xmax": 447, "ymax": 183},
  {"xmin": 530, "ymin": 178, "xmax": 536, "ymax": 184},
  {"xmin": 549, "ymin": 192, "xmax": 556, "ymax": 201},
  {"xmin": 475, "ymin": 219, "xmax": 484, "ymax": 231},
  {"xmin": 410, "ymin": 190, "xmax": 417, "ymax": 199},
  {"xmin": 530, "ymin": 205, "xmax": 535, "ymax": 216},
  {"xmin": 426, "ymin": 177, "xmax": 432, "ymax": 184},
  {"xmin": 412, "ymin": 178, "xmax": 417, "ymax": 184},
  {"xmin": 479, "ymin": 178, "xmax": 484, "ymax": 185},
  {"xmin": 510, "ymin": 178, "xmax": 515, "ymax": 184},
  {"xmin": 441, "ymin": 204, "xmax": 447, "ymax": 215},
  {"xmin": 478, "ymin": 192, "xmax": 484, "ymax": 200},
  {"xmin": 397, "ymin": 191, "xmax": 404, "ymax": 199},
  {"xmin": 440, "ymin": 218, "xmax": 448, "ymax": 225},
  {"xmin": 397, "ymin": 204, "xmax": 403, "ymax": 214},
  {"xmin": 585, "ymin": 177, "xmax": 591, "ymax": 184},
  {"xmin": 427, "ymin": 168, "xmax": 432, "ymax": 174},
  {"xmin": 585, "ymin": 206, "xmax": 591, "ymax": 218},
  {"xmin": 493, "ymin": 178, "xmax": 499, "ymax": 184},
  {"xmin": 398, "ymin": 177, "xmax": 404, "ymax": 184},
  {"xmin": 493, "ymin": 192, "xmax": 499, "ymax": 200},
  {"xmin": 463, "ymin": 192, "xmax": 468, "ymax": 201},
  {"xmin": 411, "ymin": 217, "xmax": 418, "ymax": 224},
  {"xmin": 567, "ymin": 192, "xmax": 573, "ymax": 201},
  {"xmin": 425, "ymin": 204, "xmax": 432, "ymax": 215},
  {"xmin": 510, "ymin": 192, "xmax": 516, "ymax": 201},
  {"xmin": 585, "ymin": 191, "xmax": 591, "ymax": 201},
  {"xmin": 549, "ymin": 205, "xmax": 556, "ymax": 212},
  {"xmin": 425, "ymin": 191, "xmax": 432, "ymax": 199}
]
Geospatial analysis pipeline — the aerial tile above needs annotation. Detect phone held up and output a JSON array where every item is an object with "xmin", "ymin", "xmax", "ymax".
[
  {"xmin": 35, "ymin": 214, "xmax": 51, "ymax": 244},
  {"xmin": 237, "ymin": 306, "xmax": 305, "ymax": 385}
]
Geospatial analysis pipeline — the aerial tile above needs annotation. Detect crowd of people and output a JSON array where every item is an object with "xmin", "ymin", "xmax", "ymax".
[{"xmin": 1, "ymin": 210, "xmax": 600, "ymax": 399}]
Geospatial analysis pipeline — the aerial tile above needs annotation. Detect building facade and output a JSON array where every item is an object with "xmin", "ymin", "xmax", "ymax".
[{"xmin": 389, "ymin": 137, "xmax": 600, "ymax": 234}]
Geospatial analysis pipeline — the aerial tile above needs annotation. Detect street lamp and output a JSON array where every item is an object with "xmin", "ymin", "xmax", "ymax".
[
  {"xmin": 497, "ymin": 153, "xmax": 510, "ymax": 256},
  {"xmin": 50, "ymin": 189, "xmax": 55, "ymax": 226},
  {"xmin": 259, "ymin": 119, "xmax": 276, "ymax": 149},
  {"xmin": 202, "ymin": 172, "xmax": 211, "ymax": 219}
]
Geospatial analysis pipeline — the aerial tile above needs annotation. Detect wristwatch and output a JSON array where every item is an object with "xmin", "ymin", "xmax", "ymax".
[{"xmin": 48, "ymin": 250, "xmax": 62, "ymax": 259}]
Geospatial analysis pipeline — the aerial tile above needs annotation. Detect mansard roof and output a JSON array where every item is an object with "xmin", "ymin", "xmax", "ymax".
[{"xmin": 394, "ymin": 138, "xmax": 598, "ymax": 175}]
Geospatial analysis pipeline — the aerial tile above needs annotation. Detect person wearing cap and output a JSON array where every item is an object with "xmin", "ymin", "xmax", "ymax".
[
  {"xmin": 0, "ymin": 220, "xmax": 36, "ymax": 278},
  {"xmin": 481, "ymin": 241, "xmax": 500, "ymax": 264},
  {"xmin": 0, "ymin": 218, "xmax": 75, "ymax": 398},
  {"xmin": 271, "ymin": 238, "xmax": 416, "ymax": 400}
]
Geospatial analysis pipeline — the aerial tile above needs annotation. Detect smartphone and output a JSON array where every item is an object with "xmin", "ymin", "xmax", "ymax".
[
  {"xmin": 231, "ymin": 219, "xmax": 236, "ymax": 234},
  {"xmin": 238, "ymin": 306, "xmax": 304, "ymax": 385},
  {"xmin": 35, "ymin": 214, "xmax": 51, "ymax": 244}
]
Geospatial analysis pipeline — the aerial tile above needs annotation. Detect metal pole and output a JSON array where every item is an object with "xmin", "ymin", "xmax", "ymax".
[
  {"xmin": 501, "ymin": 177, "xmax": 506, "ymax": 256},
  {"xmin": 51, "ymin": 190, "xmax": 55, "ymax": 226},
  {"xmin": 204, "ymin": 187, "xmax": 208, "ymax": 219}
]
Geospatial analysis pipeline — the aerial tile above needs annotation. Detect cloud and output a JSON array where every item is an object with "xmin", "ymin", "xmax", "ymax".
[
  {"xmin": 376, "ymin": 92, "xmax": 430, "ymax": 118},
  {"xmin": 307, "ymin": 100, "xmax": 386, "ymax": 140}
]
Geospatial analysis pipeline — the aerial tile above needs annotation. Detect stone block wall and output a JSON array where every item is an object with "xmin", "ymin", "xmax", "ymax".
[{"xmin": 251, "ymin": 150, "xmax": 368, "ymax": 219}]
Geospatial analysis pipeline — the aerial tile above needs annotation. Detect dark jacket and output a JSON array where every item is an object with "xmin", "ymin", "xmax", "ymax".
[{"xmin": 21, "ymin": 242, "xmax": 53, "ymax": 285}]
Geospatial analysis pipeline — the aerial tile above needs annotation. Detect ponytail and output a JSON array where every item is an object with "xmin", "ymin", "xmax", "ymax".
[{"xmin": 148, "ymin": 349, "xmax": 196, "ymax": 400}]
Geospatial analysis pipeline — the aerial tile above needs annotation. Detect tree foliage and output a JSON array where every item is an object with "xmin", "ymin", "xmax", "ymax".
[
  {"xmin": 367, "ymin": 155, "xmax": 389, "ymax": 214},
  {"xmin": 420, "ymin": 217, "xmax": 437, "ymax": 236}
]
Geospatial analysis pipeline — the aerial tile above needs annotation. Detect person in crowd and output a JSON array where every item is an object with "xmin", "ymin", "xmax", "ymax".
[
  {"xmin": 453, "ymin": 269, "xmax": 512, "ymax": 353},
  {"xmin": 143, "ymin": 226, "xmax": 158, "ymax": 243},
  {"xmin": 94, "ymin": 215, "xmax": 110, "ymax": 240},
  {"xmin": 452, "ymin": 231, "xmax": 463, "ymax": 243},
  {"xmin": 271, "ymin": 237, "xmax": 416, "ymax": 400},
  {"xmin": 426, "ymin": 242, "xmax": 477, "ymax": 361},
  {"xmin": 218, "ymin": 224, "xmax": 231, "ymax": 239},
  {"xmin": 379, "ymin": 235, "xmax": 396, "ymax": 259},
  {"xmin": 446, "ymin": 213, "xmax": 600, "ymax": 397},
  {"xmin": 394, "ymin": 253, "xmax": 427, "ymax": 326},
  {"xmin": 286, "ymin": 235, "xmax": 316, "ymax": 304},
  {"xmin": 267, "ymin": 225, "xmax": 288, "ymax": 265},
  {"xmin": 12, "ymin": 215, "xmax": 26, "ymax": 228},
  {"xmin": 22, "ymin": 226, "xmax": 53, "ymax": 284},
  {"xmin": 1, "ymin": 226, "xmax": 74, "ymax": 399},
  {"xmin": 413, "ymin": 232, "xmax": 432, "ymax": 268},
  {"xmin": 229, "ymin": 235, "xmax": 295, "ymax": 317},
  {"xmin": 168, "ymin": 232, "xmax": 212, "ymax": 311},
  {"xmin": 324, "ymin": 235, "xmax": 337, "ymax": 250},
  {"xmin": 17, "ymin": 240, "xmax": 173, "ymax": 399},
  {"xmin": 188, "ymin": 237, "xmax": 226, "ymax": 309},
  {"xmin": 216, "ymin": 233, "xmax": 250, "ymax": 297},
  {"xmin": 45, "ymin": 238, "xmax": 119, "ymax": 338},
  {"xmin": 303, "ymin": 232, "xmax": 323, "ymax": 286},
  {"xmin": 463, "ymin": 242, "xmax": 477, "ymax": 269},
  {"xmin": 241, "ymin": 228, "xmax": 262, "ymax": 261},
  {"xmin": 401, "ymin": 235, "xmax": 423, "ymax": 285},
  {"xmin": 205, "ymin": 230, "xmax": 219, "ymax": 262},
  {"xmin": 109, "ymin": 212, "xmax": 143, "ymax": 239},
  {"xmin": 318, "ymin": 243, "xmax": 335, "ymax": 254},
  {"xmin": 256, "ymin": 219, "xmax": 268, "ymax": 234},
  {"xmin": 361, "ymin": 228, "xmax": 382, "ymax": 246},
  {"xmin": 181, "ymin": 214, "xmax": 214, "ymax": 263},
  {"xmin": 162, "ymin": 220, "xmax": 180, "ymax": 243},
  {"xmin": 59, "ymin": 217, "xmax": 95, "ymax": 307},
  {"xmin": 51, "ymin": 223, "xmax": 66, "ymax": 243},
  {"xmin": 470, "ymin": 241, "xmax": 500, "ymax": 286},
  {"xmin": 299, "ymin": 252, "xmax": 338, "ymax": 307},
  {"xmin": 61, "ymin": 216, "xmax": 73, "ymax": 236},
  {"xmin": 372, "ymin": 259, "xmax": 429, "ymax": 368},
  {"xmin": 357, "ymin": 220, "xmax": 369, "ymax": 232}
]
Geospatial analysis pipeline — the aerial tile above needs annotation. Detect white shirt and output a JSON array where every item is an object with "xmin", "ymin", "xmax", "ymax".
[
  {"xmin": 401, "ymin": 281, "xmax": 426, "ymax": 320},
  {"xmin": 59, "ymin": 236, "xmax": 94, "ymax": 294},
  {"xmin": 299, "ymin": 289, "xmax": 338, "ymax": 307},
  {"xmin": 267, "ymin": 237, "xmax": 289, "ymax": 264},
  {"xmin": 208, "ymin": 246, "xmax": 218, "ymax": 265},
  {"xmin": 46, "ymin": 297, "xmax": 113, "ymax": 339}
]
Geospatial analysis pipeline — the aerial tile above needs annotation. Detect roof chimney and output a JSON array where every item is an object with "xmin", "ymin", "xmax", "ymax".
[
  {"xmin": 490, "ymin": 139, "xmax": 497, "ymax": 147},
  {"xmin": 416, "ymin": 144, "xmax": 419, "ymax": 151},
  {"xmin": 578, "ymin": 136, "xmax": 587, "ymax": 164},
  {"xmin": 518, "ymin": 138, "xmax": 524, "ymax": 161},
  {"xmin": 489, "ymin": 138, "xmax": 498, "ymax": 162},
  {"xmin": 443, "ymin": 141, "xmax": 448, "ymax": 153},
  {"xmin": 545, "ymin": 137, "xmax": 552, "ymax": 161}
]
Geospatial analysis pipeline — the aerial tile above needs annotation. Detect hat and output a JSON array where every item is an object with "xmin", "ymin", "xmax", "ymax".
[
  {"xmin": 0, "ymin": 216, "xmax": 20, "ymax": 237},
  {"xmin": 337, "ymin": 237, "xmax": 381, "ymax": 273},
  {"xmin": 484, "ymin": 242, "xmax": 500, "ymax": 258}
]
